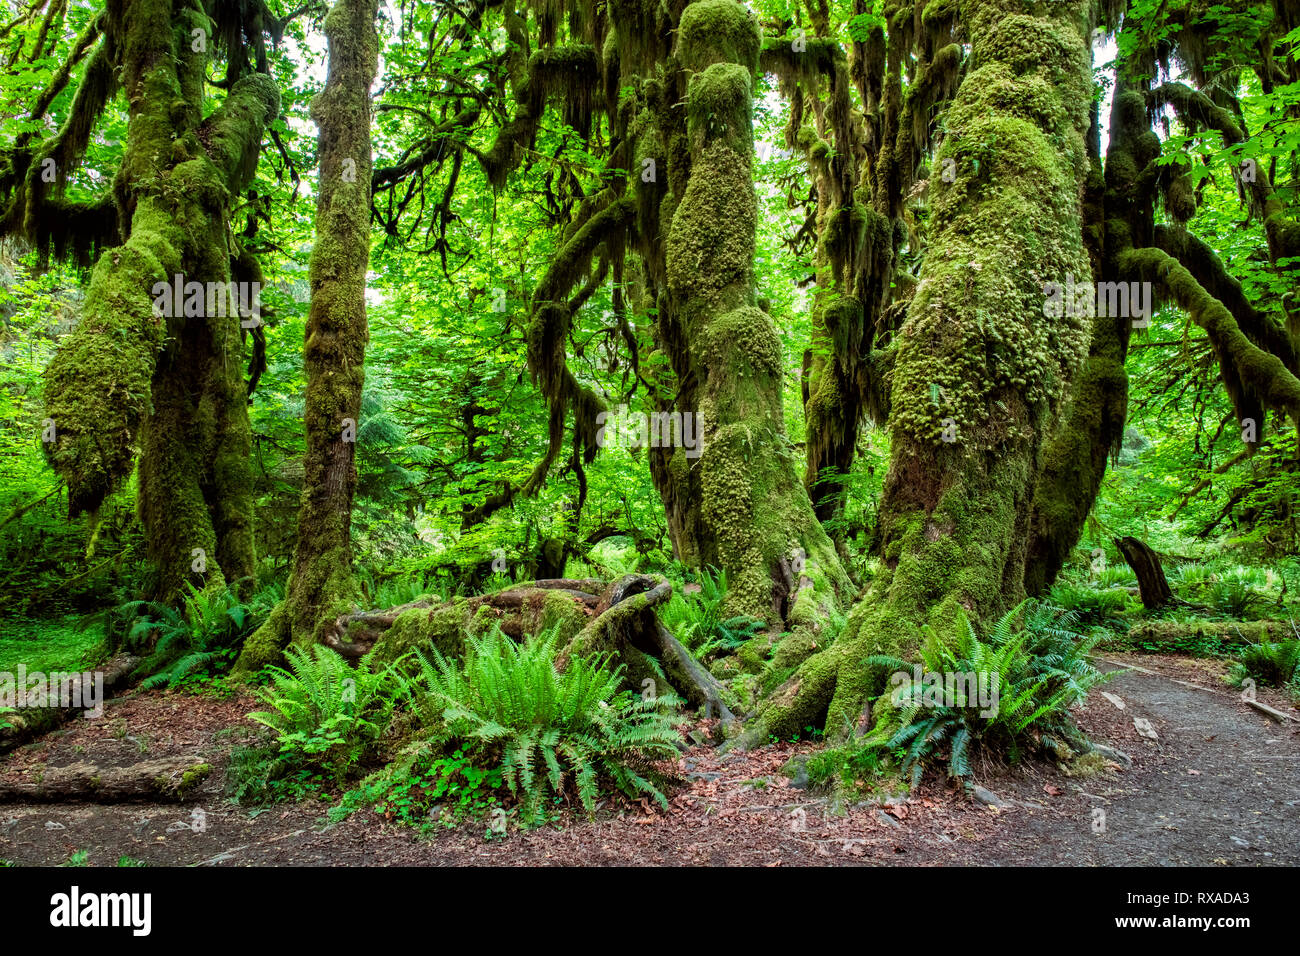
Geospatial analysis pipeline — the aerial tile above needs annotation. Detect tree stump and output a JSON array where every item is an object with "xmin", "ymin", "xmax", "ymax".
[{"xmin": 1114, "ymin": 536, "xmax": 1175, "ymax": 609}]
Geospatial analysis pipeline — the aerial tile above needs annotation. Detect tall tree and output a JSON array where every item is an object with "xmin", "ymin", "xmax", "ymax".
[
  {"xmin": 748, "ymin": 0, "xmax": 1099, "ymax": 742},
  {"xmin": 1, "ymin": 0, "xmax": 281, "ymax": 600},
  {"xmin": 237, "ymin": 0, "xmax": 379, "ymax": 670},
  {"xmin": 648, "ymin": 0, "xmax": 851, "ymax": 620}
]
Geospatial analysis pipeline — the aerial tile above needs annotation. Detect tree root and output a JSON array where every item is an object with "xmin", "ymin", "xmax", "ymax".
[{"xmin": 728, "ymin": 603, "xmax": 913, "ymax": 751}]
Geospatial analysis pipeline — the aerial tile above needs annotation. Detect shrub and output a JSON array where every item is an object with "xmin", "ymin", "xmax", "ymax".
[
  {"xmin": 336, "ymin": 746, "xmax": 504, "ymax": 829},
  {"xmin": 814, "ymin": 601, "xmax": 1108, "ymax": 791},
  {"xmin": 1228, "ymin": 638, "xmax": 1300, "ymax": 689},
  {"xmin": 406, "ymin": 627, "xmax": 683, "ymax": 825},
  {"xmin": 248, "ymin": 645, "xmax": 406, "ymax": 782},
  {"xmin": 1094, "ymin": 565, "xmax": 1137, "ymax": 589},
  {"xmin": 1047, "ymin": 582, "xmax": 1131, "ymax": 628},
  {"xmin": 1208, "ymin": 571, "xmax": 1258, "ymax": 617},
  {"xmin": 118, "ymin": 582, "xmax": 280, "ymax": 688},
  {"xmin": 358, "ymin": 568, "xmax": 447, "ymax": 609}
]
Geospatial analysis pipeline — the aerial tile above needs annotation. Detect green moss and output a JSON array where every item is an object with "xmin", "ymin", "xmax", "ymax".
[
  {"xmin": 367, "ymin": 601, "xmax": 473, "ymax": 667},
  {"xmin": 1124, "ymin": 619, "xmax": 1295, "ymax": 650},
  {"xmin": 677, "ymin": 0, "xmax": 761, "ymax": 75},
  {"xmin": 561, "ymin": 593, "xmax": 667, "ymax": 694},
  {"xmin": 686, "ymin": 63, "xmax": 754, "ymax": 156},
  {"xmin": 154, "ymin": 762, "xmax": 211, "ymax": 798},
  {"xmin": 538, "ymin": 590, "xmax": 590, "ymax": 643},
  {"xmin": 665, "ymin": 143, "xmax": 756, "ymax": 307},
  {"xmin": 745, "ymin": 0, "xmax": 1098, "ymax": 743},
  {"xmin": 736, "ymin": 633, "xmax": 775, "ymax": 673}
]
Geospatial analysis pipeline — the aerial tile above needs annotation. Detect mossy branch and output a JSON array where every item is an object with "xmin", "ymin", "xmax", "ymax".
[
  {"xmin": 1121, "ymin": 246, "xmax": 1300, "ymax": 423},
  {"xmin": 42, "ymin": 214, "xmax": 179, "ymax": 515},
  {"xmin": 1153, "ymin": 224, "xmax": 1296, "ymax": 373},
  {"xmin": 520, "ymin": 196, "xmax": 635, "ymax": 497}
]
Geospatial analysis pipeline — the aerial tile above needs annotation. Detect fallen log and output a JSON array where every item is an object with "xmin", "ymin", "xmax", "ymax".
[
  {"xmin": 1122, "ymin": 619, "xmax": 1296, "ymax": 649},
  {"xmin": 1245, "ymin": 698, "xmax": 1300, "ymax": 724},
  {"xmin": 325, "ymin": 578, "xmax": 608, "ymax": 658},
  {"xmin": 329, "ymin": 574, "xmax": 739, "ymax": 725},
  {"xmin": 0, "ymin": 655, "xmax": 139, "ymax": 756},
  {"xmin": 0, "ymin": 756, "xmax": 212, "ymax": 803}
]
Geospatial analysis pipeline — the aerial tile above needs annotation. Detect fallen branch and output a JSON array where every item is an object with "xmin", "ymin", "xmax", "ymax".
[{"xmin": 0, "ymin": 655, "xmax": 139, "ymax": 755}]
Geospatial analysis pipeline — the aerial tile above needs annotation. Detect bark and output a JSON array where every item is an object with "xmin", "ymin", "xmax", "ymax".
[
  {"xmin": 744, "ymin": 0, "xmax": 1097, "ymax": 744},
  {"xmin": 236, "ymin": 0, "xmax": 378, "ymax": 672},
  {"xmin": 0, "ymin": 756, "xmax": 211, "ymax": 803}
]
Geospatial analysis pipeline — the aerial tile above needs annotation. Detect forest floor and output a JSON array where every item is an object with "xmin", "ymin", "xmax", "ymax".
[{"xmin": 1, "ymin": 651, "xmax": 1297, "ymax": 867}]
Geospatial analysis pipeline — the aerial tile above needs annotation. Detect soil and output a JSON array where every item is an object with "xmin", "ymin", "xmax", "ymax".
[{"xmin": 1, "ymin": 652, "xmax": 1296, "ymax": 867}]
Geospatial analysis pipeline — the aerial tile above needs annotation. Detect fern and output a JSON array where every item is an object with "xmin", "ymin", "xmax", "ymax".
[
  {"xmin": 1229, "ymin": 638, "xmax": 1300, "ymax": 687},
  {"xmin": 657, "ymin": 566, "xmax": 765, "ymax": 662},
  {"xmin": 249, "ymin": 645, "xmax": 406, "ymax": 779},
  {"xmin": 124, "ymin": 582, "xmax": 277, "ymax": 688},
  {"xmin": 406, "ymin": 627, "xmax": 684, "ymax": 826},
  {"xmin": 848, "ymin": 600, "xmax": 1110, "ymax": 788}
]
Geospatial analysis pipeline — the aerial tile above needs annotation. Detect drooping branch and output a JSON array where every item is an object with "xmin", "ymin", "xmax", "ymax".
[
  {"xmin": 1153, "ymin": 225, "xmax": 1297, "ymax": 373},
  {"xmin": 1122, "ymin": 246, "xmax": 1300, "ymax": 426},
  {"xmin": 520, "ymin": 194, "xmax": 635, "ymax": 497}
]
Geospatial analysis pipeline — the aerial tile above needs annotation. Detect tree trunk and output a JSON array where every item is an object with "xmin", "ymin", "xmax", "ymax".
[
  {"xmin": 1024, "ymin": 62, "xmax": 1158, "ymax": 596},
  {"xmin": 745, "ymin": 0, "xmax": 1097, "ymax": 743},
  {"xmin": 1114, "ymin": 536, "xmax": 1175, "ymax": 609},
  {"xmin": 236, "ymin": 0, "xmax": 378, "ymax": 671},
  {"xmin": 36, "ymin": 1, "xmax": 277, "ymax": 602},
  {"xmin": 644, "ymin": 0, "xmax": 849, "ymax": 625}
]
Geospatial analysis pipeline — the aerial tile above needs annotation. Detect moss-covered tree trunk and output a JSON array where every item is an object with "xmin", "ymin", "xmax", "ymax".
[
  {"xmin": 37, "ymin": 0, "xmax": 278, "ymax": 601},
  {"xmin": 649, "ymin": 0, "xmax": 850, "ymax": 625},
  {"xmin": 746, "ymin": 0, "xmax": 1097, "ymax": 743},
  {"xmin": 1024, "ymin": 68, "xmax": 1155, "ymax": 595},
  {"xmin": 236, "ymin": 0, "xmax": 377, "ymax": 671}
]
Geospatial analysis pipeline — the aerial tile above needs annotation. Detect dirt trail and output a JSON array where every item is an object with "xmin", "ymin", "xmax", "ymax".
[{"xmin": 1, "ymin": 653, "xmax": 1296, "ymax": 866}]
